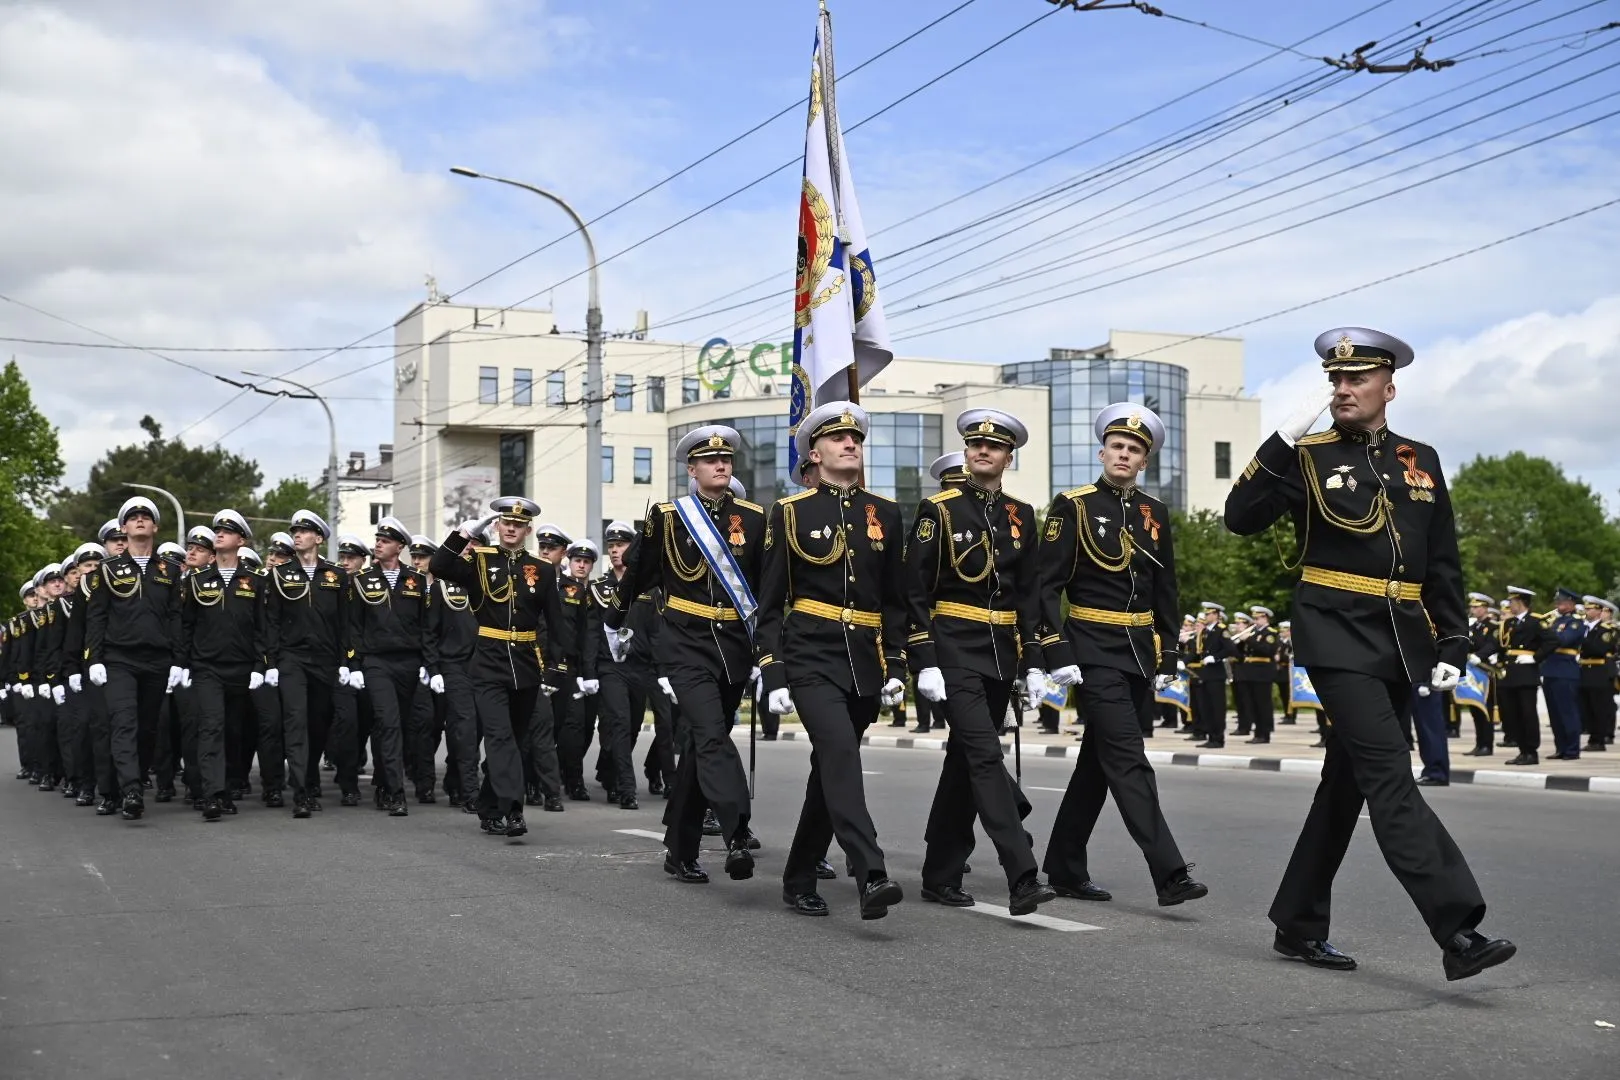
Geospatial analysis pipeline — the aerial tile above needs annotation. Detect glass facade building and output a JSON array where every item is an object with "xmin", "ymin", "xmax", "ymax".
[{"xmin": 1001, "ymin": 352, "xmax": 1188, "ymax": 511}]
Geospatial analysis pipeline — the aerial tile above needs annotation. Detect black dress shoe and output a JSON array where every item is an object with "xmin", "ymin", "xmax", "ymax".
[
  {"xmin": 663, "ymin": 854, "xmax": 708, "ymax": 883},
  {"xmin": 543, "ymin": 795, "xmax": 565, "ymax": 812},
  {"xmin": 202, "ymin": 797, "xmax": 223, "ymax": 822},
  {"xmin": 266, "ymin": 791, "xmax": 285, "ymax": 809},
  {"xmin": 341, "ymin": 792, "xmax": 360, "ymax": 807},
  {"xmin": 1273, "ymin": 929, "xmax": 1357, "ymax": 971},
  {"xmin": 1156, "ymin": 866, "xmax": 1209, "ymax": 907},
  {"xmin": 153, "ymin": 786, "xmax": 174, "ymax": 802},
  {"xmin": 814, "ymin": 859, "xmax": 837, "ymax": 880},
  {"xmin": 306, "ymin": 797, "xmax": 322, "ymax": 812},
  {"xmin": 860, "ymin": 877, "xmax": 904, "ymax": 920},
  {"xmin": 568, "ymin": 784, "xmax": 591, "ymax": 801},
  {"xmin": 725, "ymin": 844, "xmax": 755, "ymax": 881},
  {"xmin": 920, "ymin": 883, "xmax": 975, "ymax": 907},
  {"xmin": 1009, "ymin": 874, "xmax": 1057, "ymax": 916},
  {"xmin": 525, "ymin": 786, "xmax": 542, "ymax": 807},
  {"xmin": 292, "ymin": 798, "xmax": 312, "ymax": 820},
  {"xmin": 909, "ymin": 725, "xmax": 932, "ymax": 734},
  {"xmin": 36, "ymin": 777, "xmax": 55, "ymax": 792},
  {"xmin": 221, "ymin": 798, "xmax": 238, "ymax": 815},
  {"xmin": 462, "ymin": 800, "xmax": 480, "ymax": 814},
  {"xmin": 75, "ymin": 790, "xmax": 96, "ymax": 807},
  {"xmin": 1416, "ymin": 776, "xmax": 1449, "ymax": 786},
  {"xmin": 702, "ymin": 810, "xmax": 723, "ymax": 836},
  {"xmin": 1500, "ymin": 738, "xmax": 1517, "ymax": 747},
  {"xmin": 1464, "ymin": 747, "xmax": 1494, "ymax": 756},
  {"xmin": 1197, "ymin": 740, "xmax": 1225, "ymax": 749},
  {"xmin": 120, "ymin": 790, "xmax": 145, "ymax": 820},
  {"xmin": 388, "ymin": 796, "xmax": 409, "ymax": 817},
  {"xmin": 374, "ymin": 787, "xmax": 386, "ymax": 810},
  {"xmin": 962, "ymin": 862, "xmax": 972, "ymax": 875},
  {"xmin": 647, "ymin": 778, "xmax": 664, "ymax": 796},
  {"xmin": 761, "ymin": 732, "xmax": 778, "ymax": 741},
  {"xmin": 1245, "ymin": 737, "xmax": 1271, "ymax": 745},
  {"xmin": 738, "ymin": 828, "xmax": 762, "ymax": 852},
  {"xmin": 96, "ymin": 797, "xmax": 119, "ymax": 815},
  {"xmin": 1310, "ymin": 738, "xmax": 1328, "ymax": 748},
  {"xmin": 1506, "ymin": 752, "xmax": 1539, "ymax": 766},
  {"xmin": 417, "ymin": 790, "xmax": 437, "ymax": 804},
  {"xmin": 61, "ymin": 783, "xmax": 77, "ymax": 798},
  {"xmin": 1584, "ymin": 741, "xmax": 1606, "ymax": 752},
  {"xmin": 888, "ymin": 718, "xmax": 907, "ymax": 728},
  {"xmin": 481, "ymin": 816, "xmax": 508, "ymax": 835},
  {"xmin": 1442, "ymin": 930, "xmax": 1516, "ymax": 981},
  {"xmin": 619, "ymin": 795, "xmax": 639, "ymax": 810},
  {"xmin": 504, "ymin": 813, "xmax": 528, "ymax": 838},
  {"xmin": 1052, "ymin": 879, "xmax": 1112, "ymax": 902},
  {"xmin": 783, "ymin": 890, "xmax": 829, "ymax": 916}
]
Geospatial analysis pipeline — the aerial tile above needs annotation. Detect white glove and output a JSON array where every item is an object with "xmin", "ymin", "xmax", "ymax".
[
  {"xmin": 1048, "ymin": 664, "xmax": 1083, "ymax": 687},
  {"xmin": 181, "ymin": 668, "xmax": 193, "ymax": 689},
  {"xmin": 68, "ymin": 674, "xmax": 82, "ymax": 693},
  {"xmin": 1176, "ymin": 660, "xmax": 1188, "ymax": 673},
  {"xmin": 166, "ymin": 666, "xmax": 185, "ymax": 692},
  {"xmin": 264, "ymin": 667, "xmax": 280, "ymax": 687},
  {"xmin": 767, "ymin": 687, "xmax": 796, "ymax": 715},
  {"xmin": 1022, "ymin": 670, "xmax": 1048, "ymax": 713},
  {"xmin": 349, "ymin": 670, "xmax": 366, "ymax": 691},
  {"xmin": 338, "ymin": 665, "xmax": 351, "ymax": 687},
  {"xmin": 429, "ymin": 674, "xmax": 445, "ymax": 695},
  {"xmin": 1466, "ymin": 653, "xmax": 1481, "ymax": 668},
  {"xmin": 88, "ymin": 663, "xmax": 107, "ymax": 687},
  {"xmin": 577, "ymin": 677, "xmax": 600, "ymax": 696},
  {"xmin": 879, "ymin": 677, "xmax": 906, "ymax": 708},
  {"xmin": 1278, "ymin": 384, "xmax": 1334, "ymax": 445},
  {"xmin": 658, "ymin": 676, "xmax": 677, "ymax": 703},
  {"xmin": 917, "ymin": 667, "xmax": 947, "ymax": 703},
  {"xmin": 1154, "ymin": 673, "xmax": 1175, "ymax": 692},
  {"xmin": 52, "ymin": 685, "xmax": 66, "ymax": 705},
  {"xmin": 1514, "ymin": 654, "xmax": 1535, "ymax": 665},
  {"xmin": 419, "ymin": 666, "xmax": 429, "ymax": 686},
  {"xmin": 19, "ymin": 683, "xmax": 34, "ymax": 699},
  {"xmin": 1429, "ymin": 663, "xmax": 1460, "ymax": 692},
  {"xmin": 1202, "ymin": 655, "xmax": 1216, "ymax": 666},
  {"xmin": 0, "ymin": 686, "xmax": 6, "ymax": 700},
  {"xmin": 249, "ymin": 672, "xmax": 265, "ymax": 691},
  {"xmin": 460, "ymin": 514, "xmax": 498, "ymax": 539}
]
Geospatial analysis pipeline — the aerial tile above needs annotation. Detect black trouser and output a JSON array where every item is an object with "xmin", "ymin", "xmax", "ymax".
[
  {"xmin": 555, "ymin": 685, "xmax": 597, "ymax": 790},
  {"xmin": 362, "ymin": 655, "xmax": 420, "ymax": 798},
  {"xmin": 1193, "ymin": 677, "xmax": 1227, "ymax": 744},
  {"xmin": 225, "ymin": 682, "xmax": 256, "ymax": 793},
  {"xmin": 783, "ymin": 678, "xmax": 884, "ymax": 895},
  {"xmin": 1470, "ymin": 700, "xmax": 1495, "ymax": 752},
  {"xmin": 86, "ymin": 684, "xmax": 115, "ymax": 798},
  {"xmin": 662, "ymin": 674, "xmax": 749, "ymax": 861},
  {"xmin": 177, "ymin": 687, "xmax": 201, "ymax": 797},
  {"xmin": 252, "ymin": 683, "xmax": 284, "ymax": 794},
  {"xmin": 328, "ymin": 683, "xmax": 364, "ymax": 795},
  {"xmin": 912, "ymin": 691, "xmax": 935, "ymax": 732},
  {"xmin": 440, "ymin": 667, "xmax": 480, "ymax": 801},
  {"xmin": 409, "ymin": 678, "xmax": 443, "ymax": 795},
  {"xmin": 154, "ymin": 691, "xmax": 186, "ymax": 790},
  {"xmin": 524, "ymin": 686, "xmax": 562, "ymax": 799},
  {"xmin": 1277, "ymin": 677, "xmax": 1294, "ymax": 722},
  {"xmin": 757, "ymin": 682, "xmax": 780, "ymax": 740},
  {"xmin": 104, "ymin": 664, "xmax": 168, "ymax": 793},
  {"xmin": 1271, "ymin": 668, "xmax": 1486, "ymax": 947},
  {"xmin": 922, "ymin": 668, "xmax": 1037, "ymax": 890},
  {"xmin": 1038, "ymin": 702, "xmax": 1061, "ymax": 734},
  {"xmin": 596, "ymin": 665, "xmax": 643, "ymax": 801},
  {"xmin": 192, "ymin": 669, "xmax": 254, "ymax": 799},
  {"xmin": 1497, "ymin": 684, "xmax": 1540, "ymax": 753},
  {"xmin": 1044, "ymin": 666, "xmax": 1186, "ymax": 889},
  {"xmin": 474, "ymin": 683, "xmax": 548, "ymax": 817},
  {"xmin": 278, "ymin": 658, "xmax": 335, "ymax": 797},
  {"xmin": 1580, "ymin": 685, "xmax": 1616, "ymax": 745},
  {"xmin": 68, "ymin": 688, "xmax": 94, "ymax": 787},
  {"xmin": 1234, "ymin": 680, "xmax": 1274, "ymax": 739},
  {"xmin": 639, "ymin": 670, "xmax": 676, "ymax": 786}
]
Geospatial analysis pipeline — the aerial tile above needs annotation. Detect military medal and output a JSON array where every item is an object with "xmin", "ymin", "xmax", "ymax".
[
  {"xmin": 1325, "ymin": 465, "xmax": 1356, "ymax": 491},
  {"xmin": 728, "ymin": 514, "xmax": 745, "ymax": 547},
  {"xmin": 1095, "ymin": 514, "xmax": 1109, "ymax": 537},
  {"xmin": 1006, "ymin": 503, "xmax": 1023, "ymax": 541},
  {"xmin": 864, "ymin": 504, "xmax": 884, "ymax": 550}
]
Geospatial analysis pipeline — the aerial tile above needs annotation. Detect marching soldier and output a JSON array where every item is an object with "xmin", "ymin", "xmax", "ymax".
[
  {"xmin": 61, "ymin": 544, "xmax": 103, "ymax": 806},
  {"xmin": 1234, "ymin": 605, "xmax": 1280, "ymax": 744},
  {"xmin": 1036, "ymin": 402, "xmax": 1206, "ymax": 908},
  {"xmin": 429, "ymin": 496, "xmax": 567, "ymax": 838},
  {"xmin": 1227, "ymin": 611, "xmax": 1252, "ymax": 736},
  {"xmin": 1578, "ymin": 596, "xmax": 1616, "ymax": 751},
  {"xmin": 1186, "ymin": 602, "xmax": 1229, "ymax": 746},
  {"xmin": 1498, "ymin": 586, "xmax": 1549, "ymax": 766},
  {"xmin": 8, "ymin": 581, "xmax": 45, "ymax": 783},
  {"xmin": 407, "ymin": 534, "xmax": 452, "ymax": 801},
  {"xmin": 153, "ymin": 526, "xmax": 217, "ymax": 803},
  {"xmin": 556, "ymin": 539, "xmax": 603, "ymax": 801},
  {"xmin": 757, "ymin": 402, "xmax": 907, "ymax": 920},
  {"xmin": 31, "ymin": 564, "xmax": 68, "ymax": 791},
  {"xmin": 609, "ymin": 426, "xmax": 765, "ymax": 884},
  {"xmin": 1225, "ymin": 325, "xmax": 1513, "ymax": 980},
  {"xmin": 1463, "ymin": 592, "xmax": 1502, "ymax": 757},
  {"xmin": 586, "ymin": 524, "xmax": 656, "ymax": 809},
  {"xmin": 907, "ymin": 408, "xmax": 1054, "ymax": 916},
  {"xmin": 1275, "ymin": 620, "xmax": 1295, "ymax": 725},
  {"xmin": 329, "ymin": 533, "xmax": 372, "ymax": 800},
  {"xmin": 420, "ymin": 534, "xmax": 481, "ymax": 808},
  {"xmin": 1542, "ymin": 587, "xmax": 1584, "ymax": 760}
]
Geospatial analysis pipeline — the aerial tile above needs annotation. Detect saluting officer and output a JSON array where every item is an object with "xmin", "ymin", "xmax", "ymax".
[
  {"xmin": 85, "ymin": 496, "xmax": 185, "ymax": 821},
  {"xmin": 1235, "ymin": 606, "xmax": 1280, "ymax": 744},
  {"xmin": 348, "ymin": 516, "xmax": 437, "ymax": 816},
  {"xmin": 1463, "ymin": 592, "xmax": 1502, "ymax": 757},
  {"xmin": 611, "ymin": 426, "xmax": 766, "ymax": 884},
  {"xmin": 1036, "ymin": 403, "xmax": 1205, "ymax": 909},
  {"xmin": 429, "ymin": 496, "xmax": 567, "ymax": 838},
  {"xmin": 907, "ymin": 408, "xmax": 1054, "ymax": 916},
  {"xmin": 1186, "ymin": 602, "xmax": 1230, "ymax": 747},
  {"xmin": 1497, "ymin": 585, "xmax": 1550, "ymax": 765},
  {"xmin": 1578, "ymin": 596, "xmax": 1616, "ymax": 751},
  {"xmin": 263, "ymin": 509, "xmax": 350, "ymax": 819},
  {"xmin": 1542, "ymin": 587, "xmax": 1585, "ymax": 760},
  {"xmin": 758, "ymin": 402, "xmax": 908, "ymax": 920},
  {"xmin": 178, "ymin": 510, "xmax": 267, "ymax": 821},
  {"xmin": 1225, "ymin": 325, "xmax": 1513, "ymax": 980}
]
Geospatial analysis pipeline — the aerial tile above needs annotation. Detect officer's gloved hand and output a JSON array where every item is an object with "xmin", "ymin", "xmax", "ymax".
[
  {"xmin": 1022, "ymin": 670, "xmax": 1048, "ymax": 713},
  {"xmin": 1153, "ymin": 673, "xmax": 1175, "ymax": 692},
  {"xmin": 419, "ymin": 666, "xmax": 429, "ymax": 686},
  {"xmin": 767, "ymin": 687, "xmax": 795, "ymax": 715},
  {"xmin": 429, "ymin": 674, "xmax": 445, "ymax": 695},
  {"xmin": 337, "ymin": 665, "xmax": 351, "ymax": 687},
  {"xmin": 1514, "ymin": 654, "xmax": 1535, "ymax": 665},
  {"xmin": 1202, "ymin": 655, "xmax": 1216, "ymax": 666},
  {"xmin": 19, "ymin": 683, "xmax": 34, "ymax": 699},
  {"xmin": 166, "ymin": 666, "xmax": 185, "ymax": 692},
  {"xmin": 68, "ymin": 673, "xmax": 82, "ymax": 693},
  {"xmin": 1278, "ymin": 384, "xmax": 1334, "ymax": 446},
  {"xmin": 1467, "ymin": 653, "xmax": 1482, "ymax": 668},
  {"xmin": 348, "ymin": 670, "xmax": 366, "ymax": 691},
  {"xmin": 181, "ymin": 668, "xmax": 192, "ymax": 689},
  {"xmin": 460, "ymin": 514, "xmax": 498, "ymax": 540},
  {"xmin": 88, "ymin": 664, "xmax": 108, "ymax": 687},
  {"xmin": 249, "ymin": 672, "xmax": 265, "ymax": 691},
  {"xmin": 577, "ymin": 677, "xmax": 600, "ymax": 696},
  {"xmin": 657, "ymin": 676, "xmax": 677, "ymax": 703},
  {"xmin": 52, "ymin": 684, "xmax": 66, "ymax": 705},
  {"xmin": 1048, "ymin": 664, "xmax": 1083, "ymax": 687},
  {"xmin": 916, "ymin": 667, "xmax": 947, "ymax": 703},
  {"xmin": 1429, "ymin": 663, "xmax": 1461, "ymax": 692},
  {"xmin": 263, "ymin": 667, "xmax": 279, "ymax": 688},
  {"xmin": 880, "ymin": 678, "xmax": 906, "ymax": 708}
]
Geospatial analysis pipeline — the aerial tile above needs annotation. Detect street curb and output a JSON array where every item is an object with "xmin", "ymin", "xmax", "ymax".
[{"xmin": 650, "ymin": 726, "xmax": 1620, "ymax": 796}]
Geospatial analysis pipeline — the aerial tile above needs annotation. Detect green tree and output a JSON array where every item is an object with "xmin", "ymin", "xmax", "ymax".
[
  {"xmin": 1173, "ymin": 508, "xmax": 1298, "ymax": 617},
  {"xmin": 1449, "ymin": 452, "xmax": 1620, "ymax": 601},
  {"xmin": 0, "ymin": 360, "xmax": 68, "ymax": 600},
  {"xmin": 254, "ymin": 476, "xmax": 321, "ymax": 528}
]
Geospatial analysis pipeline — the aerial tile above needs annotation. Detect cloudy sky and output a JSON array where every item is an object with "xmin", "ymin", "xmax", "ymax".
[{"xmin": 3, "ymin": 0, "xmax": 1618, "ymax": 504}]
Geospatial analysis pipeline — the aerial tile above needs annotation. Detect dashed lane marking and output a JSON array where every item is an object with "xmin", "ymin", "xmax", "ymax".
[
  {"xmin": 615, "ymin": 828, "xmax": 666, "ymax": 842},
  {"xmin": 958, "ymin": 903, "xmax": 1103, "ymax": 932}
]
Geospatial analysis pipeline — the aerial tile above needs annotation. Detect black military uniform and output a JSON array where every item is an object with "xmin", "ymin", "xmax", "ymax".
[
  {"xmin": 1497, "ymin": 591, "xmax": 1551, "ymax": 763},
  {"xmin": 907, "ymin": 409, "xmax": 1050, "ymax": 909},
  {"xmin": 32, "ymin": 569, "xmax": 68, "ymax": 789},
  {"xmin": 588, "ymin": 524, "xmax": 662, "ymax": 808},
  {"xmin": 429, "ymin": 497, "xmax": 566, "ymax": 836},
  {"xmin": 1036, "ymin": 404, "xmax": 1202, "ymax": 904},
  {"xmin": 426, "ymin": 558, "xmax": 481, "ymax": 806},
  {"xmin": 1225, "ymin": 326, "xmax": 1510, "ymax": 979},
  {"xmin": 1578, "ymin": 599, "xmax": 1616, "ymax": 750},
  {"xmin": 61, "ymin": 553, "xmax": 100, "ymax": 805},
  {"xmin": 1233, "ymin": 612, "xmax": 1280, "ymax": 743},
  {"xmin": 611, "ymin": 426, "xmax": 765, "ymax": 879},
  {"xmin": 1463, "ymin": 595, "xmax": 1502, "ymax": 756},
  {"xmin": 758, "ymin": 403, "xmax": 907, "ymax": 918},
  {"xmin": 1275, "ymin": 626, "xmax": 1294, "ymax": 724},
  {"xmin": 554, "ymin": 552, "xmax": 602, "ymax": 801},
  {"xmin": 1187, "ymin": 609, "xmax": 1230, "ymax": 746}
]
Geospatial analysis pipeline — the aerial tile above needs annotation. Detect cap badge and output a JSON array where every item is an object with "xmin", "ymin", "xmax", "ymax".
[
  {"xmin": 1126, "ymin": 413, "xmax": 1142, "ymax": 430},
  {"xmin": 839, "ymin": 410, "xmax": 855, "ymax": 426},
  {"xmin": 976, "ymin": 420, "xmax": 995, "ymax": 434},
  {"xmin": 707, "ymin": 435, "xmax": 726, "ymax": 449},
  {"xmin": 1334, "ymin": 334, "xmax": 1355, "ymax": 359}
]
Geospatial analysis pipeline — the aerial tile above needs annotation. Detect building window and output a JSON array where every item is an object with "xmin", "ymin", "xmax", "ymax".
[
  {"xmin": 647, "ymin": 375, "xmax": 665, "ymax": 413},
  {"xmin": 546, "ymin": 370, "xmax": 565, "ymax": 406},
  {"xmin": 682, "ymin": 376, "xmax": 700, "ymax": 405},
  {"xmin": 513, "ymin": 368, "xmax": 533, "ymax": 406},
  {"xmin": 601, "ymin": 445, "xmax": 616, "ymax": 484},
  {"xmin": 634, "ymin": 447, "xmax": 653, "ymax": 484},
  {"xmin": 712, "ymin": 384, "xmax": 731, "ymax": 400},
  {"xmin": 1214, "ymin": 441, "xmax": 1231, "ymax": 480},
  {"xmin": 614, "ymin": 374, "xmax": 634, "ymax": 412},
  {"xmin": 478, "ymin": 366, "xmax": 498, "ymax": 405},
  {"xmin": 368, "ymin": 502, "xmax": 392, "ymax": 525},
  {"xmin": 499, "ymin": 432, "xmax": 528, "ymax": 497}
]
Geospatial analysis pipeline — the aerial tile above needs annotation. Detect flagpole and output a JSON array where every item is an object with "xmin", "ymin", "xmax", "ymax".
[{"xmin": 821, "ymin": 1, "xmax": 858, "ymax": 407}]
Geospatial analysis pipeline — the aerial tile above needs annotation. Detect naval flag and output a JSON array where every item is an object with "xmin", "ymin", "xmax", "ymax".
[{"xmin": 789, "ymin": 3, "xmax": 893, "ymax": 474}]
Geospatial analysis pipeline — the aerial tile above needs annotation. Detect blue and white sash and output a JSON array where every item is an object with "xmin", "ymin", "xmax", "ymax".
[{"xmin": 673, "ymin": 495, "xmax": 758, "ymax": 635}]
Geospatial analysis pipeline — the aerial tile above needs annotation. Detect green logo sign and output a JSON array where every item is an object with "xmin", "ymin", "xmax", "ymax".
[{"xmin": 697, "ymin": 337, "xmax": 794, "ymax": 393}]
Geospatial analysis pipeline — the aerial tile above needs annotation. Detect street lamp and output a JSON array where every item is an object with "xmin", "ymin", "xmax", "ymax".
[
  {"xmin": 242, "ymin": 370, "xmax": 340, "ymax": 560},
  {"xmin": 124, "ymin": 483, "xmax": 185, "ymax": 546},
  {"xmin": 450, "ymin": 166, "xmax": 604, "ymax": 540}
]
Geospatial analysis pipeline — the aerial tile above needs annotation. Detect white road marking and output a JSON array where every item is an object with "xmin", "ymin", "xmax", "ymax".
[
  {"xmin": 1029, "ymin": 786, "xmax": 1068, "ymax": 793},
  {"xmin": 959, "ymin": 904, "xmax": 1102, "ymax": 932},
  {"xmin": 862, "ymin": 771, "xmax": 882, "ymax": 776},
  {"xmin": 615, "ymin": 828, "xmax": 666, "ymax": 841},
  {"xmin": 82, "ymin": 862, "xmax": 105, "ymax": 884}
]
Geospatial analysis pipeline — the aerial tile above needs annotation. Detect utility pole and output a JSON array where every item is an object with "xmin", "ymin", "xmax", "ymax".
[
  {"xmin": 451, "ymin": 167, "xmax": 603, "ymax": 537},
  {"xmin": 124, "ymin": 483, "xmax": 186, "ymax": 546},
  {"xmin": 241, "ymin": 370, "xmax": 340, "ymax": 560}
]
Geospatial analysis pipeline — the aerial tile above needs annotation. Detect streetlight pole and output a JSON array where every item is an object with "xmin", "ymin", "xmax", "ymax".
[
  {"xmin": 124, "ymin": 483, "xmax": 186, "ymax": 546},
  {"xmin": 450, "ymin": 166, "xmax": 603, "ymax": 539},
  {"xmin": 242, "ymin": 370, "xmax": 340, "ymax": 561}
]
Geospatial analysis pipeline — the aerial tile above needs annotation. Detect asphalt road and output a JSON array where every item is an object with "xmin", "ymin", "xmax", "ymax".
[{"xmin": 3, "ymin": 726, "xmax": 1617, "ymax": 1080}]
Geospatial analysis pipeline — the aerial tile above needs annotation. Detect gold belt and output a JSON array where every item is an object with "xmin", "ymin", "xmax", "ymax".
[
  {"xmin": 1555, "ymin": 648, "xmax": 1579, "ymax": 656},
  {"xmin": 1301, "ymin": 566, "xmax": 1422, "ymax": 602},
  {"xmin": 1506, "ymin": 649, "xmax": 1535, "ymax": 656},
  {"xmin": 932, "ymin": 601, "xmax": 1017, "ymax": 626},
  {"xmin": 1579, "ymin": 658, "xmax": 1608, "ymax": 666},
  {"xmin": 1069, "ymin": 606, "xmax": 1153, "ymax": 628},
  {"xmin": 478, "ymin": 626, "xmax": 536, "ymax": 643},
  {"xmin": 666, "ymin": 595, "xmax": 741, "ymax": 621},
  {"xmin": 1243, "ymin": 657, "xmax": 1274, "ymax": 663},
  {"xmin": 791, "ymin": 599, "xmax": 882, "ymax": 628}
]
